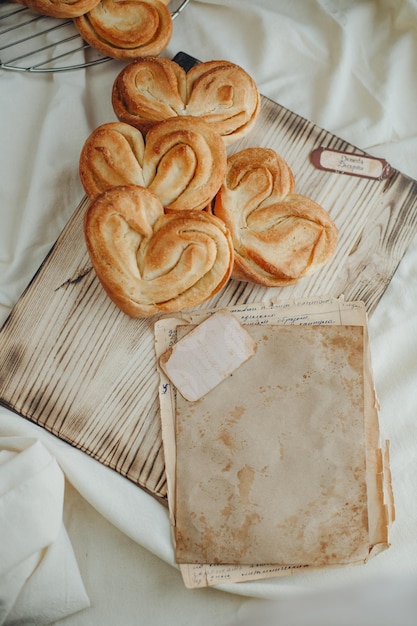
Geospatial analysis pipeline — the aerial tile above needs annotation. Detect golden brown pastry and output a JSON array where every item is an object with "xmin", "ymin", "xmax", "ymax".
[
  {"xmin": 79, "ymin": 118, "xmax": 227, "ymax": 212},
  {"xmin": 213, "ymin": 147, "xmax": 338, "ymax": 287},
  {"xmin": 79, "ymin": 122, "xmax": 146, "ymax": 200},
  {"xmin": 112, "ymin": 56, "xmax": 186, "ymax": 134},
  {"xmin": 22, "ymin": 0, "xmax": 100, "ymax": 18},
  {"xmin": 84, "ymin": 185, "xmax": 234, "ymax": 317},
  {"xmin": 73, "ymin": 0, "xmax": 172, "ymax": 61},
  {"xmin": 112, "ymin": 56, "xmax": 261, "ymax": 144},
  {"xmin": 144, "ymin": 116, "xmax": 228, "ymax": 212}
]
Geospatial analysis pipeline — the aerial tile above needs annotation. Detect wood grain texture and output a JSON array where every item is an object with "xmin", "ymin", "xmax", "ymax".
[{"xmin": 1, "ymin": 93, "xmax": 417, "ymax": 500}]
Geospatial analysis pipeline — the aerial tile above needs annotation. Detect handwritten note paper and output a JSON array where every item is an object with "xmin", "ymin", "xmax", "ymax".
[{"xmin": 155, "ymin": 295, "xmax": 394, "ymax": 588}]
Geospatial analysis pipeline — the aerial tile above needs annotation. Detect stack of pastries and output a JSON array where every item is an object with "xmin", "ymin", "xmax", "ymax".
[{"xmin": 79, "ymin": 56, "xmax": 338, "ymax": 318}]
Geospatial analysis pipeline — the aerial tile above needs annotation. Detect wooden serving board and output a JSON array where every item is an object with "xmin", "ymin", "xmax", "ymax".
[{"xmin": 1, "ymin": 65, "xmax": 417, "ymax": 501}]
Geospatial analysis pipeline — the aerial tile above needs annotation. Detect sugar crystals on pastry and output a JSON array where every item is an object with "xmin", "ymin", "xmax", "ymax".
[
  {"xmin": 79, "ymin": 118, "xmax": 227, "ymax": 212},
  {"xmin": 112, "ymin": 56, "xmax": 260, "ymax": 144},
  {"xmin": 84, "ymin": 185, "xmax": 234, "ymax": 317},
  {"xmin": 213, "ymin": 147, "xmax": 338, "ymax": 287}
]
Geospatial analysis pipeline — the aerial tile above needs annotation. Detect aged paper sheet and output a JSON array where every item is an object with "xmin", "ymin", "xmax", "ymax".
[{"xmin": 155, "ymin": 296, "xmax": 394, "ymax": 588}]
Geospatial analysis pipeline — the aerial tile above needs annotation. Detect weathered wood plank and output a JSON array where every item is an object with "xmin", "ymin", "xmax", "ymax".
[{"xmin": 1, "ymin": 93, "xmax": 417, "ymax": 501}]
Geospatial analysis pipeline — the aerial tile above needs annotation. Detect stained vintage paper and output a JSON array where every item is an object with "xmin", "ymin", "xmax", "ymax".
[
  {"xmin": 174, "ymin": 323, "xmax": 368, "ymax": 565},
  {"xmin": 155, "ymin": 296, "xmax": 394, "ymax": 588}
]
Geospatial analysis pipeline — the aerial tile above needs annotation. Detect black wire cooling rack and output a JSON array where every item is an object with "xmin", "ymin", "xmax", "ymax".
[{"xmin": 0, "ymin": 0, "xmax": 190, "ymax": 72}]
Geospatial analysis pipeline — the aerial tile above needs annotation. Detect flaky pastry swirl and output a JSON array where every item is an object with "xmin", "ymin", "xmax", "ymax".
[
  {"xmin": 21, "ymin": 0, "xmax": 100, "ymax": 18},
  {"xmin": 73, "ymin": 0, "xmax": 172, "ymax": 60},
  {"xmin": 213, "ymin": 148, "xmax": 338, "ymax": 287},
  {"xmin": 79, "ymin": 118, "xmax": 227, "ymax": 211},
  {"xmin": 112, "ymin": 56, "xmax": 261, "ymax": 144},
  {"xmin": 84, "ymin": 185, "xmax": 234, "ymax": 317}
]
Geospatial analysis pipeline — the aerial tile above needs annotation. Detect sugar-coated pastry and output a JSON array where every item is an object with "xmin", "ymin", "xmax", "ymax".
[
  {"xmin": 79, "ymin": 118, "xmax": 227, "ymax": 212},
  {"xmin": 73, "ymin": 0, "xmax": 172, "ymax": 61},
  {"xmin": 213, "ymin": 147, "xmax": 338, "ymax": 287},
  {"xmin": 112, "ymin": 56, "xmax": 260, "ymax": 143},
  {"xmin": 22, "ymin": 0, "xmax": 100, "ymax": 18},
  {"xmin": 84, "ymin": 185, "xmax": 234, "ymax": 317}
]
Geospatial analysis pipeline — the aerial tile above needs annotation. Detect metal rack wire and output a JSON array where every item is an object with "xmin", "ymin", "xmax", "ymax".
[{"xmin": 0, "ymin": 0, "xmax": 190, "ymax": 72}]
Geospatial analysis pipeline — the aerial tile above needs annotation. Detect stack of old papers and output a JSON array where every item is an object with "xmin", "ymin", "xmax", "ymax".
[{"xmin": 155, "ymin": 295, "xmax": 394, "ymax": 589}]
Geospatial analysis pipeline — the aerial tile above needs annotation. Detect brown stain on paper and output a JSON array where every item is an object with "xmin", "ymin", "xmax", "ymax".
[
  {"xmin": 217, "ymin": 427, "xmax": 236, "ymax": 451},
  {"xmin": 233, "ymin": 512, "xmax": 262, "ymax": 561},
  {"xmin": 226, "ymin": 404, "xmax": 246, "ymax": 426},
  {"xmin": 217, "ymin": 405, "xmax": 246, "ymax": 451},
  {"xmin": 237, "ymin": 464, "xmax": 255, "ymax": 505},
  {"xmin": 222, "ymin": 460, "xmax": 233, "ymax": 472},
  {"xmin": 326, "ymin": 326, "xmax": 363, "ymax": 375}
]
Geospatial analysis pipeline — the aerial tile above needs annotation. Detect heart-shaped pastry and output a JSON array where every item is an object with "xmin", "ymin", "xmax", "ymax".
[
  {"xmin": 73, "ymin": 0, "xmax": 172, "ymax": 60},
  {"xmin": 22, "ymin": 0, "xmax": 100, "ymax": 18},
  {"xmin": 84, "ymin": 185, "xmax": 234, "ymax": 317},
  {"xmin": 79, "ymin": 118, "xmax": 227, "ymax": 211},
  {"xmin": 213, "ymin": 147, "xmax": 338, "ymax": 287},
  {"xmin": 112, "ymin": 56, "xmax": 261, "ymax": 144}
]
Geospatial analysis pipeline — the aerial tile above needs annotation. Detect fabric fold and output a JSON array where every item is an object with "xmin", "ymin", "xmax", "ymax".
[{"xmin": 0, "ymin": 437, "xmax": 90, "ymax": 626}]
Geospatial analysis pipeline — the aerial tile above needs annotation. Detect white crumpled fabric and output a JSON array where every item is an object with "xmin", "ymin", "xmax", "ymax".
[{"xmin": 0, "ymin": 438, "xmax": 89, "ymax": 625}]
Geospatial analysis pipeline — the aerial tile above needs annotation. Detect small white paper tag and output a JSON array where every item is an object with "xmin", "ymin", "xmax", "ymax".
[{"xmin": 159, "ymin": 309, "xmax": 257, "ymax": 401}]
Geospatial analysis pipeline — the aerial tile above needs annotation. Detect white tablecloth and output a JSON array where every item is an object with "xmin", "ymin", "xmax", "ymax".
[{"xmin": 1, "ymin": 1, "xmax": 417, "ymax": 624}]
